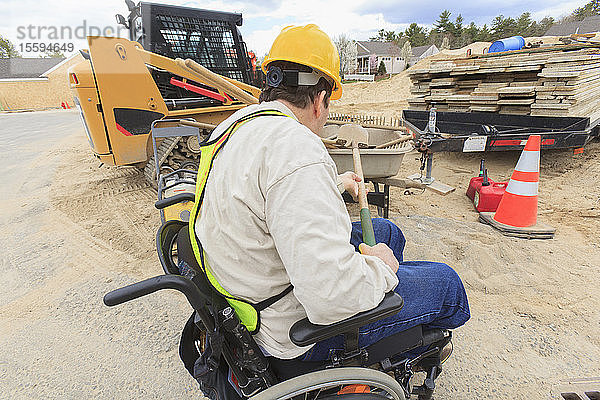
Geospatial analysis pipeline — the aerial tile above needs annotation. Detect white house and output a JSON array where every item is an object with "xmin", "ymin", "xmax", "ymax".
[
  {"xmin": 355, "ymin": 41, "xmax": 405, "ymax": 74},
  {"xmin": 408, "ymin": 45, "xmax": 439, "ymax": 67}
]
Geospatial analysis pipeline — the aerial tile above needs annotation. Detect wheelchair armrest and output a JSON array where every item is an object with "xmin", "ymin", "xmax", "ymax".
[
  {"xmin": 289, "ymin": 292, "xmax": 404, "ymax": 347},
  {"xmin": 155, "ymin": 193, "xmax": 195, "ymax": 209}
]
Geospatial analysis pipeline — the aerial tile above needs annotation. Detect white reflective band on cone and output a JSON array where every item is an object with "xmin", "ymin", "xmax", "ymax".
[
  {"xmin": 514, "ymin": 150, "xmax": 539, "ymax": 173},
  {"xmin": 506, "ymin": 180, "xmax": 539, "ymax": 196}
]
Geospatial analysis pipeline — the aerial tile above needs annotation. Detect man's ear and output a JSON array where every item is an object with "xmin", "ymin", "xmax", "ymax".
[{"xmin": 313, "ymin": 91, "xmax": 327, "ymax": 118}]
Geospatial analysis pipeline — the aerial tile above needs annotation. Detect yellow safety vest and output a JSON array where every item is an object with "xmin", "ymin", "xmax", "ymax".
[{"xmin": 188, "ymin": 109, "xmax": 294, "ymax": 333}]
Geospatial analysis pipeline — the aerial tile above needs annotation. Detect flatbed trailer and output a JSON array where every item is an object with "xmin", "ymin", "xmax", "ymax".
[{"xmin": 402, "ymin": 110, "xmax": 599, "ymax": 153}]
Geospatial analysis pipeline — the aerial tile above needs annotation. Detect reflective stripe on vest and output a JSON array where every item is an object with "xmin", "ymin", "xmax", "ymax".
[{"xmin": 188, "ymin": 109, "xmax": 292, "ymax": 333}]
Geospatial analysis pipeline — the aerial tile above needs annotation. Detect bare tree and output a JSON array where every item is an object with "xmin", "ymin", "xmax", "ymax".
[
  {"xmin": 333, "ymin": 34, "xmax": 357, "ymax": 76},
  {"xmin": 401, "ymin": 41, "xmax": 412, "ymax": 67},
  {"xmin": 441, "ymin": 36, "xmax": 450, "ymax": 50}
]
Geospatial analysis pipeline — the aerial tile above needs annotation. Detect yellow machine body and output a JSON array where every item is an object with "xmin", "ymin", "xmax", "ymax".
[{"xmin": 68, "ymin": 36, "xmax": 260, "ymax": 167}]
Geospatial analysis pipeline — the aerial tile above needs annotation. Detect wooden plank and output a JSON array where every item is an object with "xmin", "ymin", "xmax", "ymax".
[
  {"xmin": 370, "ymin": 177, "xmax": 425, "ymax": 189},
  {"xmin": 498, "ymin": 98, "xmax": 535, "ymax": 105},
  {"xmin": 534, "ymin": 99, "xmax": 565, "ymax": 104},
  {"xmin": 530, "ymin": 103, "xmax": 571, "ymax": 110},
  {"xmin": 407, "ymin": 174, "xmax": 455, "ymax": 195},
  {"xmin": 497, "ymin": 86, "xmax": 537, "ymax": 95},
  {"xmin": 538, "ymin": 71, "xmax": 581, "ymax": 78},
  {"xmin": 470, "ymin": 106, "xmax": 500, "ymax": 111},
  {"xmin": 510, "ymin": 81, "xmax": 540, "ymax": 87},
  {"xmin": 505, "ymin": 65, "xmax": 542, "ymax": 72}
]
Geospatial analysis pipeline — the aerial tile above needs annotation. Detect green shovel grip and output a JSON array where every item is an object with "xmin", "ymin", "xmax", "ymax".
[{"xmin": 360, "ymin": 208, "xmax": 376, "ymax": 246}]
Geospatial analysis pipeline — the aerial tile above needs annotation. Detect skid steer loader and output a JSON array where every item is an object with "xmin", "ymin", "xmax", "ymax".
[{"xmin": 68, "ymin": 1, "xmax": 262, "ymax": 185}]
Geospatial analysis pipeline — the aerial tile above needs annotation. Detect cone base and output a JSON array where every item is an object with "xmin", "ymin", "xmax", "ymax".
[{"xmin": 479, "ymin": 212, "xmax": 555, "ymax": 239}]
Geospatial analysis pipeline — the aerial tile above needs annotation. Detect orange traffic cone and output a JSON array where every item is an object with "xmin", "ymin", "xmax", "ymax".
[
  {"xmin": 65, "ymin": 101, "xmax": 71, "ymax": 109},
  {"xmin": 479, "ymin": 135, "xmax": 555, "ymax": 239}
]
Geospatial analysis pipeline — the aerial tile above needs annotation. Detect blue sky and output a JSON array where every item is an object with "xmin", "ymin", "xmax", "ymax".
[{"xmin": 1, "ymin": 0, "xmax": 590, "ymax": 57}]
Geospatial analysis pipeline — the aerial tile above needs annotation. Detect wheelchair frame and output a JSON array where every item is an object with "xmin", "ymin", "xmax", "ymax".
[{"xmin": 103, "ymin": 194, "xmax": 452, "ymax": 399}]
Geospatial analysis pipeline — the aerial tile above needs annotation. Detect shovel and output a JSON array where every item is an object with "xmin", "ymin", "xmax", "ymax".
[{"xmin": 337, "ymin": 124, "xmax": 376, "ymax": 246}]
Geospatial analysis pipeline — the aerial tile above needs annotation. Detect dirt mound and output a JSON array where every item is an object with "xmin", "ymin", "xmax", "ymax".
[{"xmin": 332, "ymin": 47, "xmax": 471, "ymax": 117}]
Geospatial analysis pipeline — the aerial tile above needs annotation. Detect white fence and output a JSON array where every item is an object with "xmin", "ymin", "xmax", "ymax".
[{"xmin": 344, "ymin": 74, "xmax": 375, "ymax": 82}]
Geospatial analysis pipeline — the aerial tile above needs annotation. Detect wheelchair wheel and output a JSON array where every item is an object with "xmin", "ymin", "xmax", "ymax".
[{"xmin": 250, "ymin": 367, "xmax": 406, "ymax": 400}]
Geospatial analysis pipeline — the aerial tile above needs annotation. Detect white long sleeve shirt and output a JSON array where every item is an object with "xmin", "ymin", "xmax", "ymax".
[{"xmin": 195, "ymin": 100, "xmax": 399, "ymax": 359}]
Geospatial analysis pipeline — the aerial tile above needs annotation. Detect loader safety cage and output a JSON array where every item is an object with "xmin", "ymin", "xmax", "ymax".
[
  {"xmin": 128, "ymin": 2, "xmax": 254, "ymax": 84},
  {"xmin": 403, "ymin": 110, "xmax": 600, "ymax": 152}
]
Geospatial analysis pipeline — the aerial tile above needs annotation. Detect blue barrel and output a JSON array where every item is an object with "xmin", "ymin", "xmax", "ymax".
[{"xmin": 488, "ymin": 36, "xmax": 525, "ymax": 53}]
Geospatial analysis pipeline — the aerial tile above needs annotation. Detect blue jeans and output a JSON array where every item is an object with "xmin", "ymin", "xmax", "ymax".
[{"xmin": 300, "ymin": 218, "xmax": 470, "ymax": 362}]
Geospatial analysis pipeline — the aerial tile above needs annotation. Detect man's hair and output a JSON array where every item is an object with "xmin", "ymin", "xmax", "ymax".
[{"xmin": 259, "ymin": 61, "xmax": 333, "ymax": 109}]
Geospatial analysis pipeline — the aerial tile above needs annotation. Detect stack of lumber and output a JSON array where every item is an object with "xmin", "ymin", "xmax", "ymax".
[{"xmin": 407, "ymin": 45, "xmax": 600, "ymax": 121}]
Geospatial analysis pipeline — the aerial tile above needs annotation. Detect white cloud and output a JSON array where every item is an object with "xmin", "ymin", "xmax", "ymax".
[
  {"xmin": 531, "ymin": 0, "xmax": 589, "ymax": 20},
  {"xmin": 1, "ymin": 0, "xmax": 593, "ymax": 59},
  {"xmin": 243, "ymin": 25, "xmax": 287, "ymax": 57}
]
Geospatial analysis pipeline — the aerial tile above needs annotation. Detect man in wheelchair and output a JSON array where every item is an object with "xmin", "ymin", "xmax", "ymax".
[{"xmin": 105, "ymin": 24, "xmax": 469, "ymax": 400}]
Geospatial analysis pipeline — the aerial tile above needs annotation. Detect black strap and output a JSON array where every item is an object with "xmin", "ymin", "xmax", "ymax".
[{"xmin": 254, "ymin": 284, "xmax": 294, "ymax": 312}]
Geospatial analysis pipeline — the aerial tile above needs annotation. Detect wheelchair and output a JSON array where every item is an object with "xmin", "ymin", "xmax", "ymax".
[{"xmin": 104, "ymin": 194, "xmax": 453, "ymax": 400}]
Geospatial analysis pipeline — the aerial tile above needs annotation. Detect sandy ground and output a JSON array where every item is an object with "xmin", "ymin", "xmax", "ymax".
[
  {"xmin": 1, "ymin": 109, "xmax": 599, "ymax": 399},
  {"xmin": 0, "ymin": 110, "xmax": 198, "ymax": 399}
]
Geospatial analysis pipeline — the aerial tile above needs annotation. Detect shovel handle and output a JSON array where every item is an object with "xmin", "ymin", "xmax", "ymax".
[{"xmin": 352, "ymin": 146, "xmax": 376, "ymax": 246}]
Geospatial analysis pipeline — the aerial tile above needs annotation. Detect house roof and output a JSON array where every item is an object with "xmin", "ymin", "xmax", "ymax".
[
  {"xmin": 356, "ymin": 41, "xmax": 401, "ymax": 56},
  {"xmin": 0, "ymin": 57, "xmax": 65, "ymax": 79},
  {"xmin": 411, "ymin": 45, "xmax": 436, "ymax": 58},
  {"xmin": 545, "ymin": 15, "xmax": 600, "ymax": 36}
]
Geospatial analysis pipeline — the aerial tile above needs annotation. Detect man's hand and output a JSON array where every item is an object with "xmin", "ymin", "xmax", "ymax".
[
  {"xmin": 338, "ymin": 171, "xmax": 361, "ymax": 200},
  {"xmin": 359, "ymin": 243, "xmax": 399, "ymax": 273}
]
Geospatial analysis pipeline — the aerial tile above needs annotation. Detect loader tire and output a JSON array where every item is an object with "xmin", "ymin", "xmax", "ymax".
[{"xmin": 143, "ymin": 136, "xmax": 182, "ymax": 189}]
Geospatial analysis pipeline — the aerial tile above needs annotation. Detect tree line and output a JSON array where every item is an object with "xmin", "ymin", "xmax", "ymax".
[
  {"xmin": 3, "ymin": 0, "xmax": 600, "ymax": 58},
  {"xmin": 369, "ymin": 0, "xmax": 600, "ymax": 50}
]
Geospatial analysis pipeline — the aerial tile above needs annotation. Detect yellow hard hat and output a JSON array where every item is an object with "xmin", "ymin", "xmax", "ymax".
[{"xmin": 262, "ymin": 24, "xmax": 342, "ymax": 100}]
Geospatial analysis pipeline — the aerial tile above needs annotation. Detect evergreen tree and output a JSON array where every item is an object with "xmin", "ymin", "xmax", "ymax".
[
  {"xmin": 454, "ymin": 14, "xmax": 464, "ymax": 37},
  {"xmin": 434, "ymin": 10, "xmax": 453, "ymax": 33},
  {"xmin": 571, "ymin": 0, "xmax": 600, "ymax": 21},
  {"xmin": 377, "ymin": 60, "xmax": 387, "ymax": 75},
  {"xmin": 404, "ymin": 23, "xmax": 428, "ymax": 46},
  {"xmin": 370, "ymin": 29, "xmax": 399, "ymax": 42},
  {"xmin": 516, "ymin": 12, "xmax": 534, "ymax": 36},
  {"xmin": 478, "ymin": 24, "xmax": 493, "ymax": 42},
  {"xmin": 491, "ymin": 15, "xmax": 518, "ymax": 39},
  {"xmin": 43, "ymin": 50, "xmax": 65, "ymax": 58},
  {"xmin": 537, "ymin": 16, "xmax": 555, "ymax": 35}
]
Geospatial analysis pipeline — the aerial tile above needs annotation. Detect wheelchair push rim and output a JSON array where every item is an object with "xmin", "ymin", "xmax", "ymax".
[{"xmin": 249, "ymin": 367, "xmax": 406, "ymax": 400}]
